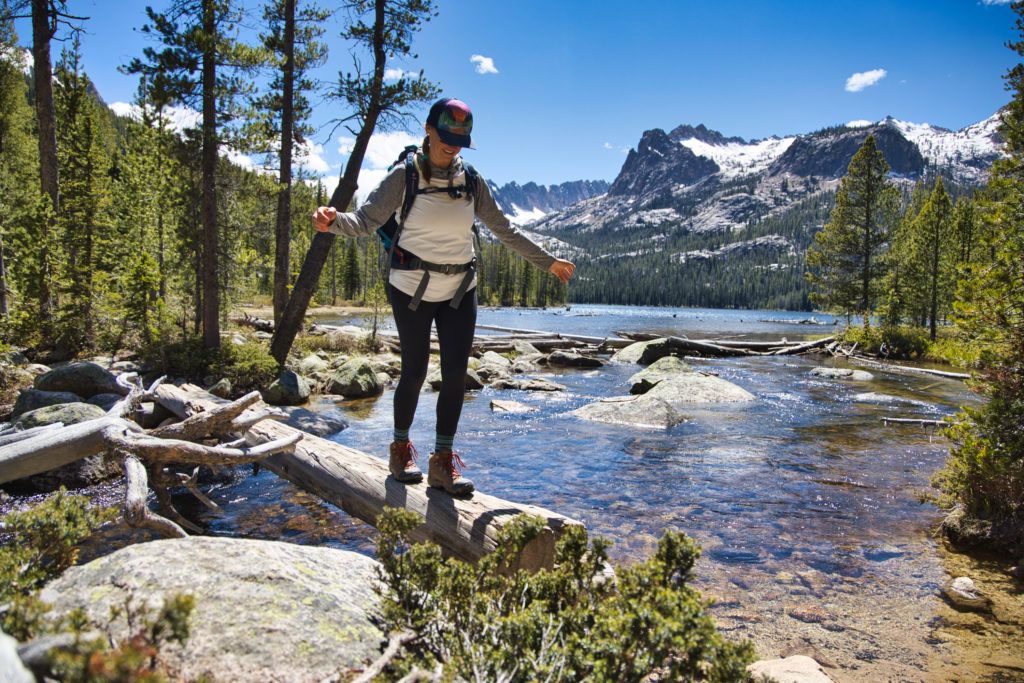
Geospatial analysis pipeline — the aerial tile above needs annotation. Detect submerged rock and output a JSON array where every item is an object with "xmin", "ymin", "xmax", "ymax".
[
  {"xmin": 809, "ymin": 367, "xmax": 874, "ymax": 381},
  {"xmin": 941, "ymin": 576, "xmax": 993, "ymax": 614},
  {"xmin": 40, "ymin": 537, "xmax": 383, "ymax": 683},
  {"xmin": 748, "ymin": 655, "xmax": 835, "ymax": 682},
  {"xmin": 490, "ymin": 377, "xmax": 566, "ymax": 392},
  {"xmin": 490, "ymin": 399, "xmax": 537, "ymax": 414}
]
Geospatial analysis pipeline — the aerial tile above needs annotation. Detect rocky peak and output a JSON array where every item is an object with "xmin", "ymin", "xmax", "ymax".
[
  {"xmin": 768, "ymin": 124, "xmax": 926, "ymax": 179},
  {"xmin": 669, "ymin": 124, "xmax": 746, "ymax": 146},
  {"xmin": 608, "ymin": 128, "xmax": 720, "ymax": 197}
]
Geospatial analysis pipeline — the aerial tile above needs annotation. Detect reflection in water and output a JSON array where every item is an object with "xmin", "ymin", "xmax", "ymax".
[{"xmin": 3, "ymin": 305, "xmax": 1018, "ymax": 681}]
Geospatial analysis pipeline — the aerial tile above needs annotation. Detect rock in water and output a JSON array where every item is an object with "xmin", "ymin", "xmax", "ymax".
[
  {"xmin": 809, "ymin": 367, "xmax": 874, "ymax": 381},
  {"xmin": 261, "ymin": 370, "xmax": 311, "ymax": 406},
  {"xmin": 490, "ymin": 399, "xmax": 537, "ymax": 414},
  {"xmin": 40, "ymin": 537, "xmax": 384, "ymax": 683},
  {"xmin": 941, "ymin": 576, "xmax": 993, "ymax": 613},
  {"xmin": 546, "ymin": 350, "xmax": 604, "ymax": 367},
  {"xmin": 628, "ymin": 356, "xmax": 692, "ymax": 394},
  {"xmin": 327, "ymin": 357, "xmax": 384, "ymax": 398}
]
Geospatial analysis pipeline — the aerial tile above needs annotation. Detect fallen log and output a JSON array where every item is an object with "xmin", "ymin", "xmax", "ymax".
[
  {"xmin": 849, "ymin": 356, "xmax": 970, "ymax": 380},
  {"xmin": 0, "ymin": 375, "xmax": 299, "ymax": 538},
  {"xmin": 155, "ymin": 384, "xmax": 584, "ymax": 571},
  {"xmin": 475, "ymin": 324, "xmax": 632, "ymax": 348},
  {"xmin": 771, "ymin": 336, "xmax": 837, "ymax": 355},
  {"xmin": 880, "ymin": 417, "xmax": 950, "ymax": 428}
]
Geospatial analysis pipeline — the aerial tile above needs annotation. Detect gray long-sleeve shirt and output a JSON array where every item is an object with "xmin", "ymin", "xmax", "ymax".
[{"xmin": 329, "ymin": 154, "xmax": 556, "ymax": 302}]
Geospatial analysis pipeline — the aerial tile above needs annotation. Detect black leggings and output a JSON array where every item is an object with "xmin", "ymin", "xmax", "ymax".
[{"xmin": 389, "ymin": 284, "xmax": 477, "ymax": 438}]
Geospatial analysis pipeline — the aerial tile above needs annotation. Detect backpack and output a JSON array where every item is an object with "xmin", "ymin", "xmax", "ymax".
[{"xmin": 376, "ymin": 145, "xmax": 483, "ymax": 310}]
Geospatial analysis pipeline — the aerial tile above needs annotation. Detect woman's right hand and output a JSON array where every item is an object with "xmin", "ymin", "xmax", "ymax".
[{"xmin": 312, "ymin": 206, "xmax": 337, "ymax": 232}]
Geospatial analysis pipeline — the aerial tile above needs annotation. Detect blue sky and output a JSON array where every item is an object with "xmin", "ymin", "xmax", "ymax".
[{"xmin": 13, "ymin": 0, "xmax": 1021, "ymax": 188}]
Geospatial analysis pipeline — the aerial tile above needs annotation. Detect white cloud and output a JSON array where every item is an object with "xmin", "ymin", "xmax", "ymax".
[
  {"xmin": 295, "ymin": 140, "xmax": 331, "ymax": 174},
  {"xmin": 845, "ymin": 68, "xmax": 887, "ymax": 93},
  {"xmin": 384, "ymin": 67, "xmax": 420, "ymax": 82},
  {"xmin": 470, "ymin": 54, "xmax": 499, "ymax": 75},
  {"xmin": 981, "ymin": 0, "xmax": 1012, "ymax": 4},
  {"xmin": 109, "ymin": 101, "xmax": 202, "ymax": 133},
  {"xmin": 846, "ymin": 119, "xmax": 873, "ymax": 128},
  {"xmin": 603, "ymin": 142, "xmax": 613, "ymax": 150},
  {"xmin": 335, "ymin": 131, "xmax": 422, "ymax": 204}
]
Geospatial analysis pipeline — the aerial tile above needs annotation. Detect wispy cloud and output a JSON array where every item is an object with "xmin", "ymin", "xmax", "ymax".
[
  {"xmin": 845, "ymin": 68, "xmax": 887, "ymax": 92},
  {"xmin": 470, "ymin": 54, "xmax": 499, "ymax": 75},
  {"xmin": 603, "ymin": 142, "xmax": 613, "ymax": 150},
  {"xmin": 981, "ymin": 0, "xmax": 1012, "ymax": 5}
]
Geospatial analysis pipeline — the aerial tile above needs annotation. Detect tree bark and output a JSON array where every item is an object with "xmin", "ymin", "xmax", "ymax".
[
  {"xmin": 272, "ymin": 0, "xmax": 296, "ymax": 326},
  {"xmin": 31, "ymin": 0, "xmax": 58, "ymax": 323},
  {"xmin": 201, "ymin": 0, "xmax": 220, "ymax": 349},
  {"xmin": 270, "ymin": 0, "xmax": 388, "ymax": 365}
]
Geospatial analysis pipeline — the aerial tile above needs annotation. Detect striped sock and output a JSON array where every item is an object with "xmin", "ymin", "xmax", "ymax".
[
  {"xmin": 393, "ymin": 427, "xmax": 410, "ymax": 444},
  {"xmin": 435, "ymin": 433, "xmax": 455, "ymax": 452}
]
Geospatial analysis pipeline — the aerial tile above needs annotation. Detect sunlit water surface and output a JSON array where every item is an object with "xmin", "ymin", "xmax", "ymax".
[{"xmin": 8, "ymin": 305, "xmax": 1024, "ymax": 681}]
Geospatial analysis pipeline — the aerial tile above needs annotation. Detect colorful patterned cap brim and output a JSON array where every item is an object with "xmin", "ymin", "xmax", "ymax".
[{"xmin": 428, "ymin": 98, "xmax": 474, "ymax": 148}]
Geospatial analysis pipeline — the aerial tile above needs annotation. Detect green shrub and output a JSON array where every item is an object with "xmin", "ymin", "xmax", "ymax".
[
  {"xmin": 841, "ymin": 325, "xmax": 930, "ymax": 360},
  {"xmin": 375, "ymin": 508, "xmax": 755, "ymax": 682},
  {"xmin": 144, "ymin": 337, "xmax": 279, "ymax": 396}
]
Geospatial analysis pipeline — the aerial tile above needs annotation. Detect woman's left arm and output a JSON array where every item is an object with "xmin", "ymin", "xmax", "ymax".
[{"xmin": 473, "ymin": 174, "xmax": 575, "ymax": 284}]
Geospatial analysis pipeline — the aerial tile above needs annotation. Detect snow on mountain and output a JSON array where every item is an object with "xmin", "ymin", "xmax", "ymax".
[
  {"xmin": 508, "ymin": 205, "xmax": 547, "ymax": 226},
  {"xmin": 677, "ymin": 135, "xmax": 796, "ymax": 179},
  {"xmin": 891, "ymin": 113, "xmax": 1003, "ymax": 181}
]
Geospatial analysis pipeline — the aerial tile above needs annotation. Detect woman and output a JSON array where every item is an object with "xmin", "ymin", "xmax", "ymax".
[{"xmin": 313, "ymin": 97, "xmax": 575, "ymax": 497}]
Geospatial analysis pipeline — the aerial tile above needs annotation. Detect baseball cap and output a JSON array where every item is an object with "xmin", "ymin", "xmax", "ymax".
[{"xmin": 426, "ymin": 98, "xmax": 474, "ymax": 148}]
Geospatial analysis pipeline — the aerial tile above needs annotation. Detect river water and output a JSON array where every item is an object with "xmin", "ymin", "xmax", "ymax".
[{"xmin": 12, "ymin": 304, "xmax": 1024, "ymax": 681}]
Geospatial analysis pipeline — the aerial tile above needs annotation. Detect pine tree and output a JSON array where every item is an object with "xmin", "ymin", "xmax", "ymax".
[
  {"xmin": 912, "ymin": 177, "xmax": 955, "ymax": 339},
  {"xmin": 805, "ymin": 135, "xmax": 899, "ymax": 324},
  {"xmin": 126, "ymin": 0, "xmax": 262, "ymax": 349}
]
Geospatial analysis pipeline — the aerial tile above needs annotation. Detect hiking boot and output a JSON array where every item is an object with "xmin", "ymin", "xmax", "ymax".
[
  {"xmin": 389, "ymin": 441, "xmax": 423, "ymax": 483},
  {"xmin": 428, "ymin": 450, "xmax": 474, "ymax": 497}
]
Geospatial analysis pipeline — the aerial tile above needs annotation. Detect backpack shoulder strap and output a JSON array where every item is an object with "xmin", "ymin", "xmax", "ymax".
[
  {"xmin": 462, "ymin": 162, "xmax": 479, "ymax": 200},
  {"xmin": 398, "ymin": 152, "xmax": 419, "ymax": 222}
]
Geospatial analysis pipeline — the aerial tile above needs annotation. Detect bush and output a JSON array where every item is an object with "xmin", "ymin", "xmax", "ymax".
[
  {"xmin": 841, "ymin": 325, "xmax": 930, "ymax": 360},
  {"xmin": 0, "ymin": 490, "xmax": 195, "ymax": 681},
  {"xmin": 144, "ymin": 337, "xmax": 279, "ymax": 396},
  {"xmin": 375, "ymin": 508, "xmax": 755, "ymax": 682}
]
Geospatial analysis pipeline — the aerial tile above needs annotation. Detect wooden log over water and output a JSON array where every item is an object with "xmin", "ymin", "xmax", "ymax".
[
  {"xmin": 475, "ymin": 324, "xmax": 633, "ymax": 348},
  {"xmin": 881, "ymin": 417, "xmax": 952, "ymax": 426},
  {"xmin": 154, "ymin": 384, "xmax": 584, "ymax": 571}
]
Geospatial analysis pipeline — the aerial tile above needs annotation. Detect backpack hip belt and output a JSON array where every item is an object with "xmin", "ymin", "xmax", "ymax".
[{"xmin": 399, "ymin": 257, "xmax": 477, "ymax": 311}]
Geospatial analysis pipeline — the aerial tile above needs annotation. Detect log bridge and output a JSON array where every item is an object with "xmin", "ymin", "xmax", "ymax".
[{"xmin": 154, "ymin": 384, "xmax": 582, "ymax": 572}]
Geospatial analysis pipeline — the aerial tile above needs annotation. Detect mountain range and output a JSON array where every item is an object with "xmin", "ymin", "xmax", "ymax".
[{"xmin": 492, "ymin": 113, "xmax": 1003, "ymax": 309}]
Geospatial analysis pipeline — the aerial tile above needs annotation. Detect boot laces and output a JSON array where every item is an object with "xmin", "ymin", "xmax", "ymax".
[
  {"xmin": 441, "ymin": 450, "xmax": 467, "ymax": 479},
  {"xmin": 396, "ymin": 442, "xmax": 419, "ymax": 469}
]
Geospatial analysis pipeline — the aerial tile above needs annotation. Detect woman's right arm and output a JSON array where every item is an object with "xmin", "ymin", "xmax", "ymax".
[{"xmin": 313, "ymin": 165, "xmax": 406, "ymax": 237}]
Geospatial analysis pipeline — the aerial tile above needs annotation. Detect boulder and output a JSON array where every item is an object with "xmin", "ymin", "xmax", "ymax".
[
  {"xmin": 261, "ymin": 370, "xmax": 311, "ymax": 406},
  {"xmin": 34, "ymin": 361, "xmax": 123, "ymax": 398},
  {"xmin": 25, "ymin": 363, "xmax": 51, "ymax": 376},
  {"xmin": 748, "ymin": 655, "xmax": 835, "ymax": 682},
  {"xmin": 11, "ymin": 388, "xmax": 83, "ymax": 418},
  {"xmin": 490, "ymin": 377, "xmax": 566, "ymax": 392},
  {"xmin": 297, "ymin": 354, "xmax": 330, "ymax": 377},
  {"xmin": 39, "ymin": 537, "xmax": 384, "ymax": 683},
  {"xmin": 87, "ymin": 392, "xmax": 124, "ymax": 411},
  {"xmin": 15, "ymin": 401, "xmax": 106, "ymax": 430},
  {"xmin": 0, "ymin": 628, "xmax": 33, "ymax": 683},
  {"xmin": 474, "ymin": 364, "xmax": 512, "ymax": 383},
  {"xmin": 628, "ymin": 356, "xmax": 692, "ymax": 394},
  {"xmin": 611, "ymin": 339, "xmax": 663, "ymax": 364},
  {"xmin": 208, "ymin": 378, "xmax": 233, "ymax": 399},
  {"xmin": 512, "ymin": 340, "xmax": 541, "ymax": 356},
  {"xmin": 426, "ymin": 368, "xmax": 484, "ymax": 391},
  {"xmin": 512, "ymin": 353, "xmax": 546, "ymax": 374},
  {"xmin": 809, "ymin": 367, "xmax": 874, "ymax": 381},
  {"xmin": 110, "ymin": 360, "xmax": 145, "ymax": 374},
  {"xmin": 11, "ymin": 402, "xmax": 119, "ymax": 492},
  {"xmin": 327, "ymin": 358, "xmax": 384, "ymax": 398},
  {"xmin": 574, "ymin": 372, "xmax": 753, "ymax": 429},
  {"xmin": 546, "ymin": 350, "xmax": 604, "ymax": 368},
  {"xmin": 479, "ymin": 351, "xmax": 512, "ymax": 369}
]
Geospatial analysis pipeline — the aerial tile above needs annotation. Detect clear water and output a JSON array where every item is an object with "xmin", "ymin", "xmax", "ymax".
[{"xmin": 9, "ymin": 304, "xmax": 1022, "ymax": 681}]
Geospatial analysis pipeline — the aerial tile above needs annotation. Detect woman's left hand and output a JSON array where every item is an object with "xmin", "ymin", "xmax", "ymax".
[{"xmin": 549, "ymin": 259, "xmax": 575, "ymax": 284}]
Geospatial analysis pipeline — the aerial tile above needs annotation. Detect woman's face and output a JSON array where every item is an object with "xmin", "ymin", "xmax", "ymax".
[{"xmin": 425, "ymin": 125, "xmax": 461, "ymax": 168}]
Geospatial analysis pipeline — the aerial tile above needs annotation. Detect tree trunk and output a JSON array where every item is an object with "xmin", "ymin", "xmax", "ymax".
[
  {"xmin": 31, "ymin": 0, "xmax": 58, "ymax": 324},
  {"xmin": 0, "ymin": 233, "xmax": 8, "ymax": 317},
  {"xmin": 270, "ymin": 0, "xmax": 388, "ymax": 365},
  {"xmin": 201, "ymin": 0, "xmax": 220, "ymax": 349},
  {"xmin": 272, "ymin": 0, "xmax": 296, "ymax": 326}
]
